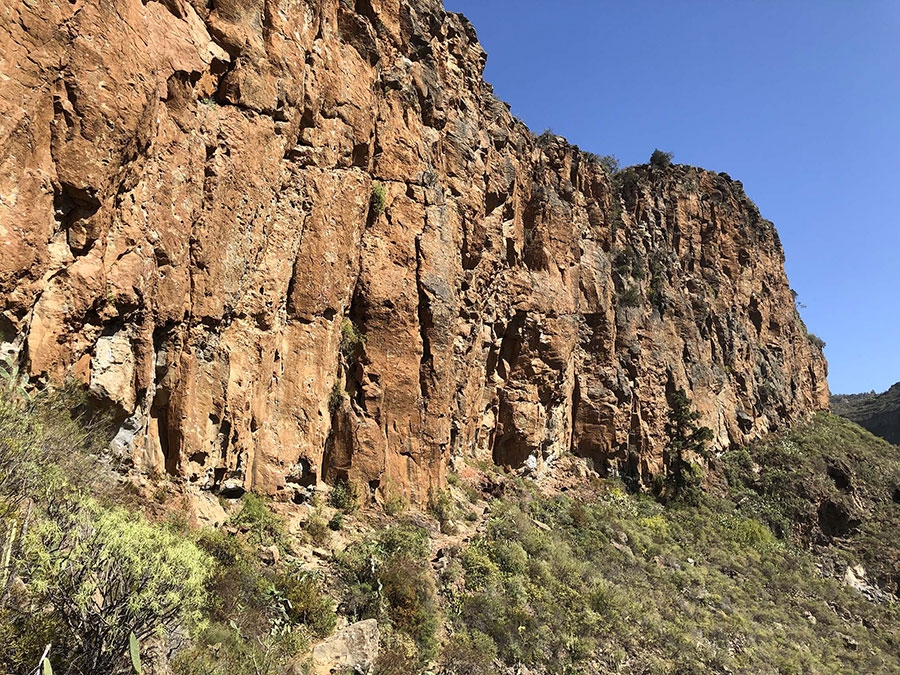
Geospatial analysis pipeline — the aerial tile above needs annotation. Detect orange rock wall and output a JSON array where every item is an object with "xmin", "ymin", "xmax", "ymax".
[{"xmin": 0, "ymin": 0, "xmax": 828, "ymax": 502}]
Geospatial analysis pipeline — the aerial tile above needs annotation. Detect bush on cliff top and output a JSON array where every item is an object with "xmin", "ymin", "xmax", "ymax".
[{"xmin": 650, "ymin": 148, "xmax": 674, "ymax": 169}]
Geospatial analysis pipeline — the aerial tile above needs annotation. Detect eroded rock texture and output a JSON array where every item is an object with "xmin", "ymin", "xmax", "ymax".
[{"xmin": 0, "ymin": 0, "xmax": 828, "ymax": 502}]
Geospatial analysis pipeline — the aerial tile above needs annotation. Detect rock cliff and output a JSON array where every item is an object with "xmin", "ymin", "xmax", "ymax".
[{"xmin": 0, "ymin": 0, "xmax": 828, "ymax": 503}]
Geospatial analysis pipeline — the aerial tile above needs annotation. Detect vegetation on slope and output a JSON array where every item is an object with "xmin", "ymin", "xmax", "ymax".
[
  {"xmin": 0, "ymin": 383, "xmax": 336, "ymax": 674},
  {"xmin": 722, "ymin": 411, "xmax": 900, "ymax": 597},
  {"xmin": 1, "ymin": 373, "xmax": 898, "ymax": 675},
  {"xmin": 831, "ymin": 381, "xmax": 900, "ymax": 445},
  {"xmin": 442, "ymin": 473, "xmax": 899, "ymax": 674}
]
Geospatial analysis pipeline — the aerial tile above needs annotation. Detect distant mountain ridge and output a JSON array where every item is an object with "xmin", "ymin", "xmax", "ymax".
[{"xmin": 831, "ymin": 382, "xmax": 900, "ymax": 445}]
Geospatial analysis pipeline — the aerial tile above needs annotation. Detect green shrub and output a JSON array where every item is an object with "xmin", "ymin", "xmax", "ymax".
[
  {"xmin": 807, "ymin": 332, "xmax": 826, "ymax": 350},
  {"xmin": 182, "ymin": 526, "xmax": 335, "ymax": 673},
  {"xmin": 307, "ymin": 510, "xmax": 330, "ymax": 546},
  {"xmin": 613, "ymin": 245, "xmax": 646, "ymax": 279},
  {"xmin": 0, "ymin": 386, "xmax": 203, "ymax": 673},
  {"xmin": 428, "ymin": 488, "xmax": 455, "ymax": 522},
  {"xmin": 440, "ymin": 630, "xmax": 498, "ymax": 675},
  {"xmin": 370, "ymin": 182, "xmax": 387, "ymax": 217},
  {"xmin": 373, "ymin": 631, "xmax": 419, "ymax": 675},
  {"xmin": 0, "ymin": 383, "xmax": 113, "ymax": 511},
  {"xmin": 381, "ymin": 481, "xmax": 408, "ymax": 516},
  {"xmin": 615, "ymin": 167, "xmax": 640, "ymax": 193},
  {"xmin": 329, "ymin": 479, "xmax": 359, "ymax": 512},
  {"xmin": 340, "ymin": 318, "xmax": 366, "ymax": 359},
  {"xmin": 275, "ymin": 571, "xmax": 337, "ymax": 637},
  {"xmin": 597, "ymin": 154, "xmax": 620, "ymax": 174},
  {"xmin": 723, "ymin": 515, "xmax": 778, "ymax": 553},
  {"xmin": 21, "ymin": 498, "xmax": 212, "ymax": 674},
  {"xmin": 0, "ymin": 608, "xmax": 67, "ymax": 672},
  {"xmin": 620, "ymin": 285, "xmax": 642, "ymax": 308},
  {"xmin": 650, "ymin": 149, "xmax": 674, "ymax": 169},
  {"xmin": 172, "ymin": 621, "xmax": 304, "ymax": 675},
  {"xmin": 338, "ymin": 525, "xmax": 438, "ymax": 661},
  {"xmin": 231, "ymin": 493, "xmax": 287, "ymax": 548},
  {"xmin": 329, "ymin": 380, "xmax": 345, "ymax": 414}
]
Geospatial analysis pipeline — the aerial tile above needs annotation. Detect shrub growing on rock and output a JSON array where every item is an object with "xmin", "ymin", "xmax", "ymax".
[
  {"xmin": 370, "ymin": 182, "xmax": 387, "ymax": 217},
  {"xmin": 650, "ymin": 149, "xmax": 674, "ymax": 169}
]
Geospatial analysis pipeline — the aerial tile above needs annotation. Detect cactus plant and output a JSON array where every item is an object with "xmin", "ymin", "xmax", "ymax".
[{"xmin": 129, "ymin": 632, "xmax": 142, "ymax": 674}]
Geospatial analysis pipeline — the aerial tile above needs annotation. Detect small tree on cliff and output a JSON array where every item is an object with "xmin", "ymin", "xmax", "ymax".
[
  {"xmin": 662, "ymin": 388, "xmax": 714, "ymax": 502},
  {"xmin": 650, "ymin": 149, "xmax": 674, "ymax": 170}
]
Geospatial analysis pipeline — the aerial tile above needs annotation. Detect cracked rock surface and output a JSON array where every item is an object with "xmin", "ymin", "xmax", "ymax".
[{"xmin": 0, "ymin": 0, "xmax": 828, "ymax": 502}]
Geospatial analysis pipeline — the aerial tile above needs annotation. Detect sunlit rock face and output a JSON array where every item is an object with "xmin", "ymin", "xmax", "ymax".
[{"xmin": 0, "ymin": 0, "xmax": 828, "ymax": 502}]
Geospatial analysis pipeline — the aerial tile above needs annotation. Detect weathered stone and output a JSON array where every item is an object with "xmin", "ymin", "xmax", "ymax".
[
  {"xmin": 182, "ymin": 490, "xmax": 229, "ymax": 529},
  {"xmin": 309, "ymin": 619, "xmax": 380, "ymax": 675},
  {"xmin": 258, "ymin": 545, "xmax": 280, "ymax": 566},
  {"xmin": 0, "ymin": 0, "xmax": 828, "ymax": 503}
]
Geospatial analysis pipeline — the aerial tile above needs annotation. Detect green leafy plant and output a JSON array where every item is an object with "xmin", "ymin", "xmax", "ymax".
[
  {"xmin": 650, "ymin": 149, "xmax": 674, "ymax": 169},
  {"xmin": 231, "ymin": 493, "xmax": 287, "ymax": 548},
  {"xmin": 337, "ymin": 525, "xmax": 439, "ymax": 662},
  {"xmin": 597, "ymin": 154, "xmax": 620, "ymax": 174},
  {"xmin": 329, "ymin": 380, "xmax": 345, "ymax": 414},
  {"xmin": 307, "ymin": 510, "xmax": 330, "ymax": 546},
  {"xmin": 615, "ymin": 167, "xmax": 640, "ymax": 193},
  {"xmin": 807, "ymin": 332, "xmax": 826, "ymax": 350},
  {"xmin": 129, "ymin": 632, "xmax": 142, "ymax": 674},
  {"xmin": 329, "ymin": 479, "xmax": 359, "ymax": 512},
  {"xmin": 428, "ymin": 488, "xmax": 457, "ymax": 534},
  {"xmin": 21, "ymin": 498, "xmax": 212, "ymax": 674},
  {"xmin": 382, "ymin": 482, "xmax": 408, "ymax": 516},
  {"xmin": 340, "ymin": 318, "xmax": 366, "ymax": 359},
  {"xmin": 274, "ymin": 570, "xmax": 336, "ymax": 638},
  {"xmin": 619, "ymin": 285, "xmax": 642, "ymax": 308},
  {"xmin": 370, "ymin": 182, "xmax": 387, "ymax": 217}
]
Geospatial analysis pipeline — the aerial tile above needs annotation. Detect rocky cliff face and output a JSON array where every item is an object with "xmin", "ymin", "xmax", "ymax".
[{"xmin": 0, "ymin": 0, "xmax": 828, "ymax": 503}]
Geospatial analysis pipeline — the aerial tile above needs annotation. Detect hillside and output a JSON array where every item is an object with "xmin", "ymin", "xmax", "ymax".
[
  {"xmin": 832, "ymin": 382, "xmax": 900, "ymax": 446},
  {"xmin": 1, "ymin": 0, "xmax": 827, "ymax": 505},
  {"xmin": 0, "ymin": 387, "xmax": 898, "ymax": 674}
]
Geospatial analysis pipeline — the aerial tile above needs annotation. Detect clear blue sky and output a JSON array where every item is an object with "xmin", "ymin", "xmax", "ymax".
[{"xmin": 443, "ymin": 0, "xmax": 900, "ymax": 395}]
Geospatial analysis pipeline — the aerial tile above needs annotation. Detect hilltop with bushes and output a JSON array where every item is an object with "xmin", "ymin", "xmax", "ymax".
[{"xmin": 832, "ymin": 382, "xmax": 900, "ymax": 445}]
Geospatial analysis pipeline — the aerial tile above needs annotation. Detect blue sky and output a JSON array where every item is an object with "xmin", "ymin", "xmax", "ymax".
[{"xmin": 442, "ymin": 0, "xmax": 900, "ymax": 395}]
